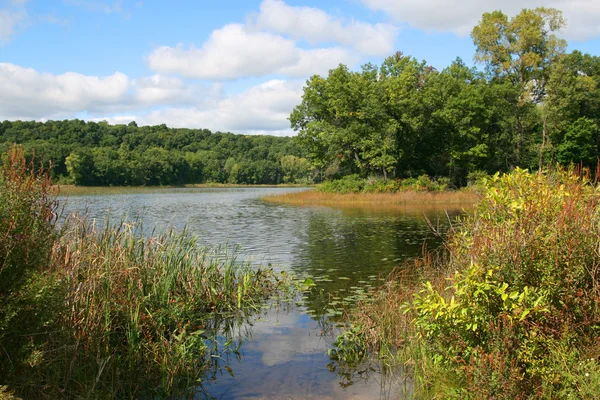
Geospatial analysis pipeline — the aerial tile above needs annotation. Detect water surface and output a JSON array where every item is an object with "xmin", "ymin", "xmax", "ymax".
[{"xmin": 61, "ymin": 187, "xmax": 466, "ymax": 399}]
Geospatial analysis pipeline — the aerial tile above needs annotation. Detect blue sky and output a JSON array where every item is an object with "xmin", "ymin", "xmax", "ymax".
[{"xmin": 1, "ymin": 0, "xmax": 599, "ymax": 135}]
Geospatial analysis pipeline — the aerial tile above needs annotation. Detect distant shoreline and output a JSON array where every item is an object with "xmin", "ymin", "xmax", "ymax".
[{"xmin": 55, "ymin": 183, "xmax": 313, "ymax": 196}]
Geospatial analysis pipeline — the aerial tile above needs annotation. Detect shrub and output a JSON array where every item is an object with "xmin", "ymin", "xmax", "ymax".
[
  {"xmin": 413, "ymin": 168, "xmax": 600, "ymax": 397},
  {"xmin": 318, "ymin": 174, "xmax": 365, "ymax": 193},
  {"xmin": 335, "ymin": 167, "xmax": 600, "ymax": 398}
]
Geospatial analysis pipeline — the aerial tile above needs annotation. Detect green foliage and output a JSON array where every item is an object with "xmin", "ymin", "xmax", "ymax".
[
  {"xmin": 327, "ymin": 326, "xmax": 368, "ymax": 365},
  {"xmin": 317, "ymin": 175, "xmax": 451, "ymax": 194},
  {"xmin": 317, "ymin": 174, "xmax": 365, "ymax": 193},
  {"xmin": 0, "ymin": 146, "xmax": 58, "ymax": 297},
  {"xmin": 291, "ymin": 8, "xmax": 600, "ymax": 186},
  {"xmin": 556, "ymin": 117, "xmax": 598, "ymax": 166},
  {"xmin": 0, "ymin": 121, "xmax": 306, "ymax": 186},
  {"xmin": 411, "ymin": 168, "xmax": 600, "ymax": 397}
]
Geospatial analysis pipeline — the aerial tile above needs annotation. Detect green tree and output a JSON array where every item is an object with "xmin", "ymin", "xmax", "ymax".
[
  {"xmin": 471, "ymin": 7, "xmax": 566, "ymax": 168},
  {"xmin": 65, "ymin": 150, "xmax": 94, "ymax": 185},
  {"xmin": 280, "ymin": 155, "xmax": 312, "ymax": 183},
  {"xmin": 555, "ymin": 117, "xmax": 598, "ymax": 166}
]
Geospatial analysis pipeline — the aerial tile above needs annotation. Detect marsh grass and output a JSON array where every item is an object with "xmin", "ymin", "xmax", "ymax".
[
  {"xmin": 0, "ymin": 146, "xmax": 291, "ymax": 398},
  {"xmin": 262, "ymin": 190, "xmax": 478, "ymax": 209},
  {"xmin": 334, "ymin": 168, "xmax": 600, "ymax": 399}
]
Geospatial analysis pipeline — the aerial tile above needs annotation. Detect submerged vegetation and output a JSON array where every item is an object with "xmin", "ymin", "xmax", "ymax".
[
  {"xmin": 0, "ymin": 147, "xmax": 291, "ymax": 398},
  {"xmin": 333, "ymin": 168, "xmax": 600, "ymax": 398}
]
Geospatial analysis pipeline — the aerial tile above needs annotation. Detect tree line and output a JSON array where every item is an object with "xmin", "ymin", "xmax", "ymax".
[
  {"xmin": 3, "ymin": 8, "xmax": 598, "ymax": 188},
  {"xmin": 0, "ymin": 120, "xmax": 312, "ymax": 185},
  {"xmin": 291, "ymin": 7, "xmax": 600, "ymax": 186}
]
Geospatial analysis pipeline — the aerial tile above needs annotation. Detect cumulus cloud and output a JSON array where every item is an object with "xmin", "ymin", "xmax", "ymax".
[
  {"xmin": 127, "ymin": 79, "xmax": 303, "ymax": 134},
  {"xmin": 147, "ymin": 24, "xmax": 298, "ymax": 80},
  {"xmin": 359, "ymin": 0, "xmax": 600, "ymax": 40},
  {"xmin": 147, "ymin": 23, "xmax": 355, "ymax": 80},
  {"xmin": 252, "ymin": 0, "xmax": 398, "ymax": 56},
  {"xmin": 0, "ymin": 63, "xmax": 212, "ymax": 120},
  {"xmin": 0, "ymin": 63, "xmax": 300, "ymax": 135},
  {"xmin": 0, "ymin": 63, "xmax": 129, "ymax": 119}
]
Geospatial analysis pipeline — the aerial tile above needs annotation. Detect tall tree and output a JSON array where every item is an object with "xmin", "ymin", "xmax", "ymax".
[{"xmin": 471, "ymin": 8, "xmax": 566, "ymax": 168}]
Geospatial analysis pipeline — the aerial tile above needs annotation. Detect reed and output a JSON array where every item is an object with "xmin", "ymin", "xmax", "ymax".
[{"xmin": 0, "ymin": 146, "xmax": 289, "ymax": 398}]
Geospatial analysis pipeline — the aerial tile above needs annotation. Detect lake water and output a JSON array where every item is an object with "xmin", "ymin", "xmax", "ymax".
[{"xmin": 60, "ymin": 187, "xmax": 466, "ymax": 399}]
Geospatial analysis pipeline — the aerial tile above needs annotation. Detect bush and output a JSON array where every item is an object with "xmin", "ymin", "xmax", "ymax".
[
  {"xmin": 413, "ymin": 168, "xmax": 600, "ymax": 397},
  {"xmin": 318, "ymin": 174, "xmax": 453, "ymax": 194},
  {"xmin": 318, "ymin": 174, "xmax": 365, "ymax": 193},
  {"xmin": 335, "ymin": 167, "xmax": 600, "ymax": 398}
]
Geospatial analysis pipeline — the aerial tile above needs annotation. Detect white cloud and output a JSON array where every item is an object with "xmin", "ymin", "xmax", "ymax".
[
  {"xmin": 0, "ymin": 63, "xmax": 212, "ymax": 120},
  {"xmin": 147, "ymin": 24, "xmax": 299, "ymax": 80},
  {"xmin": 252, "ymin": 0, "xmax": 398, "ymax": 56},
  {"xmin": 277, "ymin": 47, "xmax": 357, "ymax": 77},
  {"xmin": 359, "ymin": 0, "xmax": 600, "ymax": 40},
  {"xmin": 0, "ymin": 63, "xmax": 301, "ymax": 135},
  {"xmin": 132, "ymin": 74, "xmax": 197, "ymax": 105},
  {"xmin": 0, "ymin": 63, "xmax": 129, "ymax": 119},
  {"xmin": 147, "ymin": 23, "xmax": 356, "ymax": 80},
  {"xmin": 126, "ymin": 79, "xmax": 303, "ymax": 135}
]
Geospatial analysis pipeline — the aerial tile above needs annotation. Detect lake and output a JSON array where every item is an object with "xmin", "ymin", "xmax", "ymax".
[{"xmin": 60, "ymin": 187, "xmax": 466, "ymax": 399}]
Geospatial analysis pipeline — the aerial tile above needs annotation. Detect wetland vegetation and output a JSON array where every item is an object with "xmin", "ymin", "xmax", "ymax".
[
  {"xmin": 0, "ymin": 147, "xmax": 295, "ymax": 398},
  {"xmin": 333, "ymin": 168, "xmax": 600, "ymax": 398}
]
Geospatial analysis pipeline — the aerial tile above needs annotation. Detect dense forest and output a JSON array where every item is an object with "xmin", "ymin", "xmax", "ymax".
[
  {"xmin": 291, "ymin": 7, "xmax": 600, "ymax": 186},
  {"xmin": 0, "ymin": 121, "xmax": 312, "ymax": 185},
  {"xmin": 2, "ymin": 8, "xmax": 599, "ymax": 187}
]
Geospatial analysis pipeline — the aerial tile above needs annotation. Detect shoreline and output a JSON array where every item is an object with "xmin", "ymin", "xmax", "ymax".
[{"xmin": 54, "ymin": 183, "xmax": 313, "ymax": 196}]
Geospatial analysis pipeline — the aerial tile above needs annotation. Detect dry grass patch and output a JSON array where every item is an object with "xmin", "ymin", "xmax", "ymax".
[{"xmin": 262, "ymin": 190, "xmax": 479, "ymax": 208}]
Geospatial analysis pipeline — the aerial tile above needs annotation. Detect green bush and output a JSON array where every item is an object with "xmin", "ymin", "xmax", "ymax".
[
  {"xmin": 318, "ymin": 174, "xmax": 365, "ymax": 193},
  {"xmin": 413, "ymin": 168, "xmax": 600, "ymax": 397},
  {"xmin": 318, "ymin": 174, "xmax": 452, "ymax": 194}
]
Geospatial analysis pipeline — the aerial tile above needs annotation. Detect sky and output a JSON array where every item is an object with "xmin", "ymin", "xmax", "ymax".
[{"xmin": 1, "ymin": 0, "xmax": 600, "ymax": 136}]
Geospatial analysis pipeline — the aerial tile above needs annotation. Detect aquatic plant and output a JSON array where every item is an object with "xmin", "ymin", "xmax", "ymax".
[{"xmin": 0, "ymin": 146, "xmax": 291, "ymax": 398}]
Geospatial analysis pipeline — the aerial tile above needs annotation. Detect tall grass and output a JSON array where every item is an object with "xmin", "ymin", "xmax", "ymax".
[
  {"xmin": 262, "ymin": 190, "xmax": 478, "ymax": 208},
  {"xmin": 335, "ymin": 168, "xmax": 600, "ymax": 399},
  {"xmin": 0, "ymin": 146, "xmax": 289, "ymax": 398}
]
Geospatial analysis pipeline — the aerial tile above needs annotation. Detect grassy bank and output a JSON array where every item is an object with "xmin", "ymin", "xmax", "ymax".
[
  {"xmin": 333, "ymin": 168, "xmax": 600, "ymax": 399},
  {"xmin": 263, "ymin": 189, "xmax": 479, "ymax": 208},
  {"xmin": 263, "ymin": 174, "xmax": 480, "ymax": 208},
  {"xmin": 0, "ymin": 147, "xmax": 292, "ymax": 399}
]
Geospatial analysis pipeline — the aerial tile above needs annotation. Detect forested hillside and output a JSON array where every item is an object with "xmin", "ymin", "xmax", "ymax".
[
  {"xmin": 0, "ymin": 120, "xmax": 311, "ymax": 185},
  {"xmin": 291, "ymin": 8, "xmax": 600, "ymax": 186}
]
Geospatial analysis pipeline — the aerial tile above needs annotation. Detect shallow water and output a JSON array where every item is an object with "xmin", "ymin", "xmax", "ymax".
[{"xmin": 60, "ymin": 187, "xmax": 465, "ymax": 399}]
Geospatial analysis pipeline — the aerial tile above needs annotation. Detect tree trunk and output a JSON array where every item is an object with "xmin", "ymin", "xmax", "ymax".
[{"xmin": 539, "ymin": 115, "xmax": 547, "ymax": 173}]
